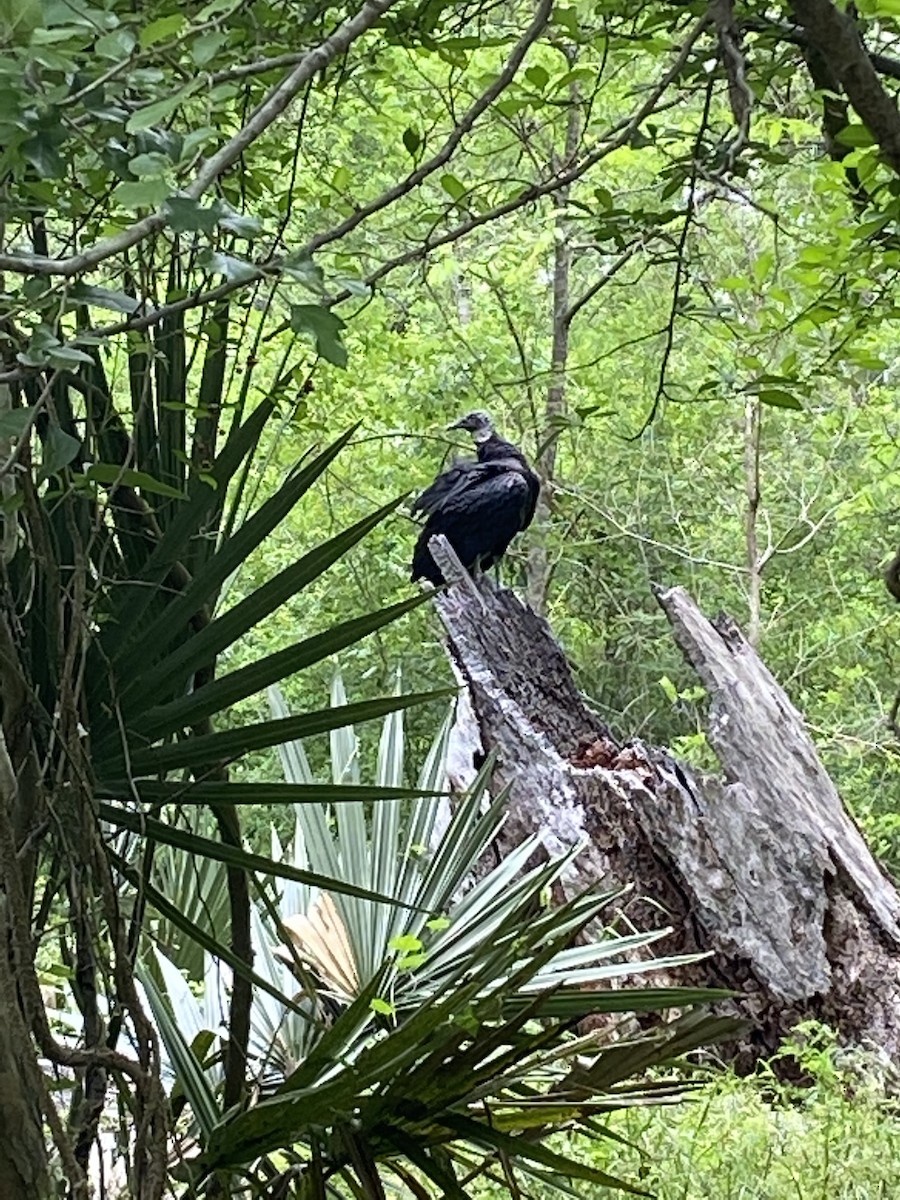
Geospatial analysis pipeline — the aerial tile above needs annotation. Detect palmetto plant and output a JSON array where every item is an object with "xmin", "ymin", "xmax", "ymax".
[
  {"xmin": 0, "ymin": 285, "xmax": 446, "ymax": 1199},
  {"xmin": 141, "ymin": 681, "xmax": 741, "ymax": 1197}
]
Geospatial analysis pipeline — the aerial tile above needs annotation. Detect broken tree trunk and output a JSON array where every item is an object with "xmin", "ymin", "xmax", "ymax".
[{"xmin": 431, "ymin": 560, "xmax": 900, "ymax": 1065}]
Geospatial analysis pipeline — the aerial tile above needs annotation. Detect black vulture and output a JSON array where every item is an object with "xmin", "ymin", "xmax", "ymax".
[{"xmin": 410, "ymin": 411, "xmax": 540, "ymax": 585}]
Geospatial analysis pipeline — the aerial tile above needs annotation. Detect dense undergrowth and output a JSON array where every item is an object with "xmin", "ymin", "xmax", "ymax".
[{"xmin": 480, "ymin": 1027, "xmax": 900, "ymax": 1200}]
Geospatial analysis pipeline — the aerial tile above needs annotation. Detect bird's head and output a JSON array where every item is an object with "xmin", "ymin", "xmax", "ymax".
[{"xmin": 449, "ymin": 410, "xmax": 494, "ymax": 444}]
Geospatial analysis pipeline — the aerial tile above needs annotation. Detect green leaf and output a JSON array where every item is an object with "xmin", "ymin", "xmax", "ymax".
[
  {"xmin": 205, "ymin": 251, "xmax": 259, "ymax": 282},
  {"xmin": 107, "ymin": 429, "xmax": 361, "ymax": 689},
  {"xmin": 23, "ymin": 133, "xmax": 65, "ymax": 179},
  {"xmin": 47, "ymin": 344, "xmax": 95, "ymax": 368},
  {"xmin": 835, "ymin": 123, "xmax": 875, "ymax": 148},
  {"xmin": 495, "ymin": 98, "xmax": 525, "ymax": 118},
  {"xmin": 1, "ymin": 0, "xmax": 43, "ymax": 38},
  {"xmin": 442, "ymin": 1112, "xmax": 651, "ymax": 1195},
  {"xmin": 126, "ymin": 86, "xmax": 195, "ymax": 133},
  {"xmin": 136, "ymin": 591, "xmax": 431, "ymax": 738},
  {"xmin": 138, "ymin": 967, "xmax": 220, "ymax": 1139},
  {"xmin": 402, "ymin": 127, "xmax": 420, "ymax": 155},
  {"xmin": 100, "ymin": 805, "xmax": 407, "ymax": 904},
  {"xmin": 96, "ymin": 780, "xmax": 445, "ymax": 805},
  {"xmin": 659, "ymin": 675, "xmax": 678, "ymax": 703},
  {"xmin": 113, "ymin": 178, "xmax": 171, "ymax": 208},
  {"xmin": 40, "ymin": 426, "xmax": 80, "ymax": 478},
  {"xmin": 98, "ymin": 398, "xmax": 277, "ymax": 662},
  {"xmin": 182, "ymin": 126, "xmax": 217, "ymax": 157},
  {"xmin": 389, "ymin": 934, "xmax": 423, "ymax": 954},
  {"xmin": 281, "ymin": 253, "xmax": 325, "ymax": 294},
  {"xmin": 289, "ymin": 304, "xmax": 348, "ymax": 368},
  {"xmin": 191, "ymin": 30, "xmax": 227, "ymax": 65},
  {"xmin": 218, "ymin": 209, "xmax": 262, "ymax": 238},
  {"xmin": 758, "ymin": 389, "xmax": 803, "ymax": 411},
  {"xmin": 0, "ymin": 407, "xmax": 35, "ymax": 438},
  {"xmin": 123, "ymin": 689, "xmax": 454, "ymax": 775},
  {"xmin": 440, "ymin": 173, "xmax": 466, "ymax": 202},
  {"xmin": 139, "ymin": 14, "xmax": 184, "ymax": 47},
  {"xmin": 84, "ymin": 463, "xmax": 187, "ymax": 499},
  {"xmin": 593, "ymin": 185, "xmax": 613, "ymax": 209},
  {"xmin": 128, "ymin": 151, "xmax": 171, "ymax": 178},
  {"xmin": 68, "ymin": 284, "xmax": 140, "ymax": 315},
  {"xmin": 525, "ymin": 64, "xmax": 549, "ymax": 90},
  {"xmin": 95, "ymin": 27, "xmax": 137, "ymax": 59},
  {"xmin": 552, "ymin": 5, "xmax": 581, "ymax": 36},
  {"xmin": 110, "ymin": 850, "xmax": 313, "ymax": 1016},
  {"xmin": 165, "ymin": 195, "xmax": 222, "ymax": 233},
  {"xmin": 751, "ymin": 250, "xmax": 773, "ymax": 285},
  {"xmin": 385, "ymin": 1130, "xmax": 470, "ymax": 1200}
]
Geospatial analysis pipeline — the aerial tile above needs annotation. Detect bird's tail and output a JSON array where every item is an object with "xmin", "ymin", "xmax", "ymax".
[{"xmin": 411, "ymin": 529, "xmax": 444, "ymax": 584}]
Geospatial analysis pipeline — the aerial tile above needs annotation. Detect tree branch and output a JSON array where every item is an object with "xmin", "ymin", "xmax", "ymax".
[
  {"xmin": 0, "ymin": 13, "xmax": 711, "ymax": 384},
  {"xmin": 332, "ymin": 13, "xmax": 712, "ymax": 304},
  {"xmin": 742, "ymin": 16, "xmax": 900, "ymax": 82},
  {"xmin": 0, "ymin": 0, "xmax": 400, "ymax": 278},
  {"xmin": 306, "ymin": 0, "xmax": 554, "ymax": 255},
  {"xmin": 791, "ymin": 0, "xmax": 900, "ymax": 175},
  {"xmin": 562, "ymin": 241, "xmax": 642, "ymax": 328}
]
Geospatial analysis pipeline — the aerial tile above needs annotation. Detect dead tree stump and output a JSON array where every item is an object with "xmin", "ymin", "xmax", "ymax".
[{"xmin": 432, "ymin": 566, "xmax": 900, "ymax": 1065}]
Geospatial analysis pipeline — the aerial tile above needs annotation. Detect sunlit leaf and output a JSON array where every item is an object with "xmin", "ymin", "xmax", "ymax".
[
  {"xmin": 139, "ymin": 13, "xmax": 184, "ymax": 47},
  {"xmin": 289, "ymin": 304, "xmax": 348, "ymax": 368},
  {"xmin": 85, "ymin": 463, "xmax": 187, "ymax": 498}
]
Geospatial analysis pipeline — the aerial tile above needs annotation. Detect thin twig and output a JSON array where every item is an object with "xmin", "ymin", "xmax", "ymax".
[
  {"xmin": 307, "ymin": 0, "xmax": 554, "ymax": 255},
  {"xmin": 630, "ymin": 72, "xmax": 715, "ymax": 439},
  {"xmin": 562, "ymin": 241, "xmax": 643, "ymax": 328}
]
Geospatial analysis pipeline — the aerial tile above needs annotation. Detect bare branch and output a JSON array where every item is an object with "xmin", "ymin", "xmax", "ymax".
[
  {"xmin": 710, "ymin": 0, "xmax": 753, "ymax": 170},
  {"xmin": 742, "ymin": 16, "xmax": 900, "ymax": 82},
  {"xmin": 330, "ymin": 12, "xmax": 712, "ymax": 304},
  {"xmin": 307, "ymin": 0, "xmax": 554, "ymax": 255},
  {"xmin": 629, "ymin": 71, "xmax": 714, "ymax": 439},
  {"xmin": 562, "ymin": 241, "xmax": 642, "ymax": 328},
  {"xmin": 0, "ymin": 13, "xmax": 712, "ymax": 384},
  {"xmin": 209, "ymin": 48, "xmax": 317, "ymax": 85}
]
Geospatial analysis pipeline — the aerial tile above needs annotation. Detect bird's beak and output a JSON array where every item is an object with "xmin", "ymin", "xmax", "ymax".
[{"xmin": 447, "ymin": 418, "xmax": 466, "ymax": 431}]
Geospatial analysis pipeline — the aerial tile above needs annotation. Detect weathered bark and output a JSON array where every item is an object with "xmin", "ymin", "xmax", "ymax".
[
  {"xmin": 433, "ymin": 566, "xmax": 900, "ymax": 1063},
  {"xmin": 0, "ymin": 941, "xmax": 50, "ymax": 1200}
]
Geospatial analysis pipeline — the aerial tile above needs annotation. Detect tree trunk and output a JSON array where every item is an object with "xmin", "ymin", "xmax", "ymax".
[
  {"xmin": 0, "ymin": 927, "xmax": 50, "ymax": 1200},
  {"xmin": 433, "ymin": 571, "xmax": 900, "ymax": 1063},
  {"xmin": 524, "ymin": 66, "xmax": 581, "ymax": 615}
]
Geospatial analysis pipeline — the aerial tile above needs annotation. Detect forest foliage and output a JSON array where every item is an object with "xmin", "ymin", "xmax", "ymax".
[{"xmin": 5, "ymin": 0, "xmax": 900, "ymax": 1195}]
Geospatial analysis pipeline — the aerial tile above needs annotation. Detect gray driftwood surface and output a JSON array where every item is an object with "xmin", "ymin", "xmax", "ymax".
[{"xmin": 429, "ymin": 542, "xmax": 900, "ymax": 1064}]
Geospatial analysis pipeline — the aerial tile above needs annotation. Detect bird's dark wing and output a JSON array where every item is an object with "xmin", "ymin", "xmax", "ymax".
[
  {"xmin": 410, "ymin": 459, "xmax": 478, "ymax": 518},
  {"xmin": 411, "ymin": 459, "xmax": 536, "ymax": 583},
  {"xmin": 434, "ymin": 465, "xmax": 533, "ymax": 524},
  {"xmin": 411, "ymin": 458, "xmax": 527, "ymax": 518},
  {"xmin": 520, "ymin": 469, "xmax": 540, "ymax": 530}
]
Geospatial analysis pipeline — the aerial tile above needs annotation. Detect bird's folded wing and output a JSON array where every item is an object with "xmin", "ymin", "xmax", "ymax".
[
  {"xmin": 434, "ymin": 465, "xmax": 533, "ymax": 521},
  {"xmin": 412, "ymin": 460, "xmax": 529, "ymax": 518},
  {"xmin": 410, "ymin": 461, "xmax": 474, "ymax": 516}
]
